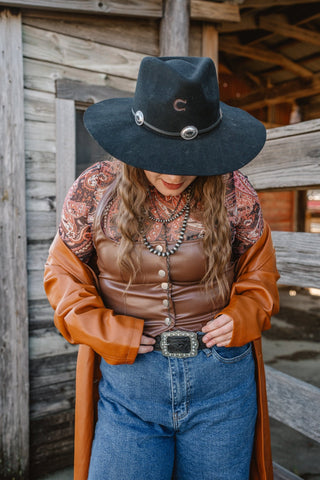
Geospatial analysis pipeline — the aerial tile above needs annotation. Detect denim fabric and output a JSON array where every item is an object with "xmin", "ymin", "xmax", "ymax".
[{"xmin": 88, "ymin": 342, "xmax": 257, "ymax": 480}]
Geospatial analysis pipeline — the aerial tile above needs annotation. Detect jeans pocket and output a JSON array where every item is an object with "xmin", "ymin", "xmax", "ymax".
[{"xmin": 211, "ymin": 343, "xmax": 252, "ymax": 364}]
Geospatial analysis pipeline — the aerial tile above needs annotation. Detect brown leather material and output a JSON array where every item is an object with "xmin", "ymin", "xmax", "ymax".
[
  {"xmin": 44, "ymin": 233, "xmax": 144, "ymax": 365},
  {"xmin": 43, "ymin": 221, "xmax": 279, "ymax": 480},
  {"xmin": 94, "ymin": 226, "xmax": 235, "ymax": 336},
  {"xmin": 217, "ymin": 222, "xmax": 280, "ymax": 346}
]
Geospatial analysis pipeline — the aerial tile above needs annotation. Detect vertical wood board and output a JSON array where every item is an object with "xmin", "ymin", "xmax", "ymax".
[
  {"xmin": 0, "ymin": 8, "xmax": 29, "ymax": 477},
  {"xmin": 202, "ymin": 23, "xmax": 219, "ymax": 69},
  {"xmin": 56, "ymin": 98, "xmax": 76, "ymax": 225},
  {"xmin": 189, "ymin": 21, "xmax": 202, "ymax": 57},
  {"xmin": 160, "ymin": 0, "xmax": 190, "ymax": 56}
]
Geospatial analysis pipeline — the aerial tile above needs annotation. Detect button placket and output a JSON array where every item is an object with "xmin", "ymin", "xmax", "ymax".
[{"xmin": 157, "ymin": 260, "xmax": 174, "ymax": 328}]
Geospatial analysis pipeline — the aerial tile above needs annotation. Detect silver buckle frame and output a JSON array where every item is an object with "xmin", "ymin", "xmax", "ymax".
[{"xmin": 160, "ymin": 331, "xmax": 199, "ymax": 358}]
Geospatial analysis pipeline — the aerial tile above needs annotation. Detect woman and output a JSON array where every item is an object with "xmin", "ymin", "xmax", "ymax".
[{"xmin": 44, "ymin": 56, "xmax": 279, "ymax": 480}]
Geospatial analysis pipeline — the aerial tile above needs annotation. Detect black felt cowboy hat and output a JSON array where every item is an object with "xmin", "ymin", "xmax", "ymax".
[{"xmin": 84, "ymin": 56, "xmax": 266, "ymax": 176}]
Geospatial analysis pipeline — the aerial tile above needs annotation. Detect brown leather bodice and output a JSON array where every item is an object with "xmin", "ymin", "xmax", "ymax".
[{"xmin": 93, "ymin": 223, "xmax": 235, "ymax": 337}]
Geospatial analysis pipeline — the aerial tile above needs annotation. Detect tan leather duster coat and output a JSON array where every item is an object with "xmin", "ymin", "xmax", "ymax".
[{"xmin": 44, "ymin": 222, "xmax": 279, "ymax": 480}]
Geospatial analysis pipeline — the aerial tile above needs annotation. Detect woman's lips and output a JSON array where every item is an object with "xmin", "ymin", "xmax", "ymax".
[{"xmin": 161, "ymin": 180, "xmax": 184, "ymax": 190}]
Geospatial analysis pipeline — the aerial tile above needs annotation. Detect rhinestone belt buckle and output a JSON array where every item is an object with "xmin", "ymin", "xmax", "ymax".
[{"xmin": 160, "ymin": 331, "xmax": 199, "ymax": 358}]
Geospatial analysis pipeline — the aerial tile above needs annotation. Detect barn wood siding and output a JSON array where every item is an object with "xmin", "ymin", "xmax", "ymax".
[{"xmin": 0, "ymin": 9, "xmax": 29, "ymax": 479}]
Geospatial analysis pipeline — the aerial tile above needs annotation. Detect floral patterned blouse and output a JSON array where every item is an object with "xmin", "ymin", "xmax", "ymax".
[{"xmin": 59, "ymin": 160, "xmax": 263, "ymax": 264}]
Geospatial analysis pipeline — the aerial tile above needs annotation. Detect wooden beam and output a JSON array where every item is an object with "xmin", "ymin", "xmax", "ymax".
[
  {"xmin": 23, "ymin": 24, "xmax": 144, "ymax": 80},
  {"xmin": 202, "ymin": 23, "xmax": 219, "ymax": 68},
  {"xmin": 225, "ymin": 73, "xmax": 320, "ymax": 110},
  {"xmin": 241, "ymin": 119, "xmax": 320, "ymax": 191},
  {"xmin": 271, "ymin": 231, "xmax": 320, "ymax": 288},
  {"xmin": 245, "ymin": 7, "xmax": 320, "ymax": 46},
  {"xmin": 217, "ymin": 12, "xmax": 257, "ymax": 33},
  {"xmin": 24, "ymin": 57, "xmax": 137, "ymax": 95},
  {"xmin": 266, "ymin": 365, "xmax": 320, "ymax": 443},
  {"xmin": 260, "ymin": 14, "xmax": 320, "ymax": 48},
  {"xmin": 219, "ymin": 38, "xmax": 313, "ymax": 78},
  {"xmin": 22, "ymin": 10, "xmax": 160, "ymax": 56},
  {"xmin": 160, "ymin": 0, "xmax": 190, "ymax": 56},
  {"xmin": 241, "ymin": 0, "xmax": 320, "ymax": 7},
  {"xmin": 0, "ymin": 9, "xmax": 29, "ymax": 478},
  {"xmin": 273, "ymin": 463, "xmax": 303, "ymax": 480},
  {"xmin": 0, "ymin": 0, "xmax": 162, "ymax": 17},
  {"xmin": 55, "ymin": 99, "xmax": 76, "ymax": 226},
  {"xmin": 301, "ymin": 100, "xmax": 320, "ymax": 121},
  {"xmin": 56, "ymin": 79, "xmax": 132, "ymax": 103},
  {"xmin": 191, "ymin": 0, "xmax": 240, "ymax": 23}
]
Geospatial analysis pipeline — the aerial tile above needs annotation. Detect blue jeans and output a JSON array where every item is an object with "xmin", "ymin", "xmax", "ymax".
[{"xmin": 88, "ymin": 342, "xmax": 257, "ymax": 480}]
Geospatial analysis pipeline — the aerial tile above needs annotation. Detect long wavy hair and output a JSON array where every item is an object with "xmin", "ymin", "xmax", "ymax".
[{"xmin": 96, "ymin": 162, "xmax": 232, "ymax": 300}]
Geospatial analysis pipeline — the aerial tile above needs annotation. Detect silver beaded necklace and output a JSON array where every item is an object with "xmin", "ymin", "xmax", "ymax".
[
  {"xmin": 143, "ymin": 186, "xmax": 192, "ymax": 257},
  {"xmin": 142, "ymin": 185, "xmax": 193, "ymax": 327}
]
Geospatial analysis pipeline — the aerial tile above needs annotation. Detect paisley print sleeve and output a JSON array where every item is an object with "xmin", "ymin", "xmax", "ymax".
[
  {"xmin": 58, "ymin": 160, "xmax": 117, "ymax": 263},
  {"xmin": 232, "ymin": 170, "xmax": 264, "ymax": 259}
]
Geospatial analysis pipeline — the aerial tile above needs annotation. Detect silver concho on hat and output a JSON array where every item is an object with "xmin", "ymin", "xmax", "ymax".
[
  {"xmin": 135, "ymin": 110, "xmax": 144, "ymax": 126},
  {"xmin": 180, "ymin": 126, "xmax": 198, "ymax": 140}
]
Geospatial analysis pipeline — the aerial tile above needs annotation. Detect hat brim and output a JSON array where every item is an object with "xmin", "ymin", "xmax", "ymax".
[{"xmin": 83, "ymin": 97, "xmax": 266, "ymax": 176}]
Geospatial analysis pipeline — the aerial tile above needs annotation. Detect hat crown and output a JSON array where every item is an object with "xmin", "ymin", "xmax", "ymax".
[{"xmin": 133, "ymin": 57, "xmax": 220, "ymax": 133}]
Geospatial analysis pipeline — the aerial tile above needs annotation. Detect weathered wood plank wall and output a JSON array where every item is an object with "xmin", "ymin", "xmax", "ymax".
[
  {"xmin": 241, "ymin": 118, "xmax": 320, "ymax": 288},
  {"xmin": 242, "ymin": 119, "xmax": 320, "ymax": 190},
  {"xmin": 0, "ymin": 8, "xmax": 29, "ymax": 479},
  {"xmin": 265, "ymin": 366, "xmax": 320, "ymax": 444}
]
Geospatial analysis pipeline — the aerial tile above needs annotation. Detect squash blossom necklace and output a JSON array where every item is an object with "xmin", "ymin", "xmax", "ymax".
[{"xmin": 143, "ymin": 186, "xmax": 192, "ymax": 327}]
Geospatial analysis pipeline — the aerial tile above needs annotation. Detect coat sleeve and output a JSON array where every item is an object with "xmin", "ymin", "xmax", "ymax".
[
  {"xmin": 44, "ymin": 233, "xmax": 144, "ymax": 365},
  {"xmin": 217, "ymin": 221, "xmax": 280, "ymax": 347}
]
